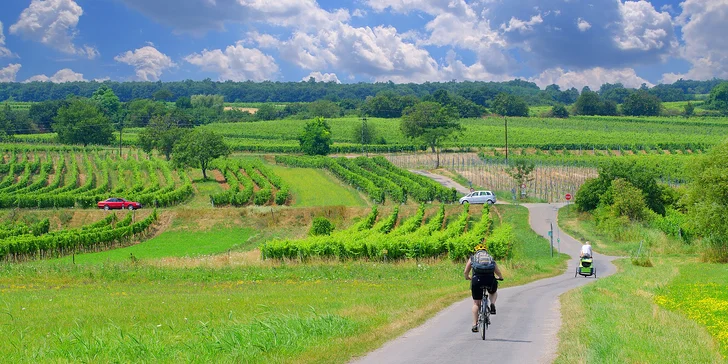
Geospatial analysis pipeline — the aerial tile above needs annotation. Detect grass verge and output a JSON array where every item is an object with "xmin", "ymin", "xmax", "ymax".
[
  {"xmin": 555, "ymin": 258, "xmax": 725, "ymax": 363},
  {"xmin": 556, "ymin": 209, "xmax": 726, "ymax": 362}
]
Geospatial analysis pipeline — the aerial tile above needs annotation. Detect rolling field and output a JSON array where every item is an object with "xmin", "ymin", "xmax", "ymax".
[{"xmin": 0, "ymin": 203, "xmax": 567, "ymax": 363}]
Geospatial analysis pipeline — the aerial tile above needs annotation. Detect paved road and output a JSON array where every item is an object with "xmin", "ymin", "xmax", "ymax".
[{"xmin": 351, "ymin": 203, "xmax": 617, "ymax": 364}]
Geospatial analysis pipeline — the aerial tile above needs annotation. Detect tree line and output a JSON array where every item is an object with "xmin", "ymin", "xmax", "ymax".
[{"xmin": 1, "ymin": 77, "xmax": 722, "ymax": 104}]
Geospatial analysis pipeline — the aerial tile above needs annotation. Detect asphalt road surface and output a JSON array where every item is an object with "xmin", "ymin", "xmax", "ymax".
[{"xmin": 351, "ymin": 201, "xmax": 617, "ymax": 364}]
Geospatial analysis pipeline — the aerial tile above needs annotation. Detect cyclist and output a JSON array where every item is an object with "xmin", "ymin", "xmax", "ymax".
[
  {"xmin": 580, "ymin": 241, "xmax": 593, "ymax": 259},
  {"xmin": 464, "ymin": 242, "xmax": 504, "ymax": 332}
]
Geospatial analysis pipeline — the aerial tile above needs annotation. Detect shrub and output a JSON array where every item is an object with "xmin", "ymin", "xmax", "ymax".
[
  {"xmin": 610, "ymin": 178, "xmax": 648, "ymax": 221},
  {"xmin": 309, "ymin": 217, "xmax": 335, "ymax": 236},
  {"xmin": 575, "ymin": 178, "xmax": 607, "ymax": 212}
]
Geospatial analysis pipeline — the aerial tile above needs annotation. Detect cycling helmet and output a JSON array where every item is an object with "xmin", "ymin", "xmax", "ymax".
[{"xmin": 474, "ymin": 243, "xmax": 487, "ymax": 252}]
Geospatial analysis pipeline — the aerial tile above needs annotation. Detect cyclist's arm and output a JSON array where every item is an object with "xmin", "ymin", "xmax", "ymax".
[
  {"xmin": 494, "ymin": 263, "xmax": 503, "ymax": 280},
  {"xmin": 464, "ymin": 260, "xmax": 472, "ymax": 280}
]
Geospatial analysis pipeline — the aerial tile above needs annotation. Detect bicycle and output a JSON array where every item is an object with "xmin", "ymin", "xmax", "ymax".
[{"xmin": 477, "ymin": 277, "xmax": 503, "ymax": 340}]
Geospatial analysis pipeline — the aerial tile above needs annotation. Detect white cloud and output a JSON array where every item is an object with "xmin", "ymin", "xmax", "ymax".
[
  {"xmin": 9, "ymin": 0, "xmax": 98, "ymax": 59},
  {"xmin": 0, "ymin": 22, "xmax": 13, "ymax": 58},
  {"xmin": 501, "ymin": 14, "xmax": 543, "ymax": 33},
  {"xmin": 302, "ymin": 71, "xmax": 340, "ymax": 83},
  {"xmin": 25, "ymin": 68, "xmax": 86, "ymax": 83},
  {"xmin": 0, "ymin": 64, "xmax": 21, "ymax": 82},
  {"xmin": 615, "ymin": 1, "xmax": 677, "ymax": 52},
  {"xmin": 661, "ymin": 0, "xmax": 728, "ymax": 83},
  {"xmin": 577, "ymin": 18, "xmax": 591, "ymax": 32},
  {"xmin": 247, "ymin": 32, "xmax": 281, "ymax": 49},
  {"xmin": 185, "ymin": 42, "xmax": 279, "ymax": 81},
  {"xmin": 114, "ymin": 46, "xmax": 176, "ymax": 81},
  {"xmin": 531, "ymin": 67, "xmax": 652, "ymax": 90},
  {"xmin": 352, "ymin": 9, "xmax": 367, "ymax": 17}
]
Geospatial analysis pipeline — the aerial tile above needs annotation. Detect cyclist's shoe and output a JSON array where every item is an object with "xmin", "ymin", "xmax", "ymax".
[
  {"xmin": 471, "ymin": 324, "xmax": 479, "ymax": 332},
  {"xmin": 490, "ymin": 304, "xmax": 496, "ymax": 315}
]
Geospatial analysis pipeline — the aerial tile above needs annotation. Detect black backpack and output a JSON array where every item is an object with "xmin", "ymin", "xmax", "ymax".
[{"xmin": 471, "ymin": 250, "xmax": 495, "ymax": 275}]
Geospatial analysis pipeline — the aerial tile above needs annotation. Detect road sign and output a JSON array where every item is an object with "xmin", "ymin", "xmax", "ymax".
[
  {"xmin": 521, "ymin": 183, "xmax": 526, "ymax": 189},
  {"xmin": 565, "ymin": 193, "xmax": 572, "ymax": 201}
]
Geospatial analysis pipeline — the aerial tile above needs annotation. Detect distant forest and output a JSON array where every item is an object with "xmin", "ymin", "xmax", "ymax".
[{"xmin": 0, "ymin": 78, "xmax": 724, "ymax": 105}]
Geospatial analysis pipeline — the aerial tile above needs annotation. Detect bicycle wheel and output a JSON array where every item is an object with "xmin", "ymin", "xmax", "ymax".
[{"xmin": 481, "ymin": 296, "xmax": 488, "ymax": 340}]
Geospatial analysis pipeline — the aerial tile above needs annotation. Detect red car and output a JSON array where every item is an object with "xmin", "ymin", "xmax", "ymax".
[{"xmin": 97, "ymin": 198, "xmax": 142, "ymax": 210}]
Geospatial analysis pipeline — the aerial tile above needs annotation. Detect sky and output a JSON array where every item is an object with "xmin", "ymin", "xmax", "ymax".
[{"xmin": 0, "ymin": 0, "xmax": 727, "ymax": 90}]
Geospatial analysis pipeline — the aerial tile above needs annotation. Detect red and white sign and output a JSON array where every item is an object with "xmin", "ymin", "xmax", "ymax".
[
  {"xmin": 521, "ymin": 184, "xmax": 526, "ymax": 189},
  {"xmin": 565, "ymin": 193, "xmax": 573, "ymax": 201}
]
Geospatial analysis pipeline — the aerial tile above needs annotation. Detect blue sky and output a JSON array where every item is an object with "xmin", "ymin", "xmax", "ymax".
[{"xmin": 1, "ymin": 0, "xmax": 726, "ymax": 90}]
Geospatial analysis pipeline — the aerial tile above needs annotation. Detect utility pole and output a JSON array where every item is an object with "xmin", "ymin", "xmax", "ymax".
[{"xmin": 504, "ymin": 116, "xmax": 509, "ymax": 164}]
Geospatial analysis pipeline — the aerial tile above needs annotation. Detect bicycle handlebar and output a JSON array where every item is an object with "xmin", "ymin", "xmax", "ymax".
[{"xmin": 496, "ymin": 277, "xmax": 504, "ymax": 281}]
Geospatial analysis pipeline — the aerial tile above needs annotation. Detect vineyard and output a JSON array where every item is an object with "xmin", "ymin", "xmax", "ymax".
[
  {"xmin": 12, "ymin": 114, "xmax": 728, "ymax": 155},
  {"xmin": 210, "ymin": 158, "xmax": 290, "ymax": 206},
  {"xmin": 261, "ymin": 204, "xmax": 514, "ymax": 261},
  {"xmin": 197, "ymin": 115, "xmax": 727, "ymax": 152},
  {"xmin": 387, "ymin": 149, "xmax": 698, "ymax": 202},
  {"xmin": 0, "ymin": 210, "xmax": 158, "ymax": 261},
  {"xmin": 275, "ymin": 155, "xmax": 457, "ymax": 204},
  {"xmin": 0, "ymin": 146, "xmax": 193, "ymax": 209}
]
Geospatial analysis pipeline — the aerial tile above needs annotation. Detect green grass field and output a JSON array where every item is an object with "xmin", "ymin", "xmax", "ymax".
[
  {"xmin": 269, "ymin": 165, "xmax": 368, "ymax": 207},
  {"xmin": 45, "ymin": 226, "xmax": 257, "ymax": 264}
]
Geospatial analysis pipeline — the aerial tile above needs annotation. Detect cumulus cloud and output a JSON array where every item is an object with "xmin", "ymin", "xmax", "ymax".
[
  {"xmin": 185, "ymin": 42, "xmax": 279, "ymax": 81},
  {"xmin": 661, "ymin": 0, "xmax": 728, "ymax": 83},
  {"xmin": 9, "ymin": 0, "xmax": 98, "ymax": 59},
  {"xmin": 114, "ymin": 46, "xmax": 176, "ymax": 81},
  {"xmin": 615, "ymin": 0, "xmax": 677, "ymax": 52},
  {"xmin": 302, "ymin": 71, "xmax": 341, "ymax": 83},
  {"xmin": 531, "ymin": 67, "xmax": 652, "ymax": 90},
  {"xmin": 577, "ymin": 18, "xmax": 591, "ymax": 32},
  {"xmin": 0, "ymin": 22, "xmax": 13, "ymax": 58},
  {"xmin": 0, "ymin": 64, "xmax": 21, "ymax": 82},
  {"xmin": 501, "ymin": 14, "xmax": 544, "ymax": 33},
  {"xmin": 24, "ymin": 68, "xmax": 86, "ymax": 83}
]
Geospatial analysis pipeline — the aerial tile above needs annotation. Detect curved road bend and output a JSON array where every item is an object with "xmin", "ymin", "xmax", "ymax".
[{"xmin": 351, "ymin": 199, "xmax": 617, "ymax": 364}]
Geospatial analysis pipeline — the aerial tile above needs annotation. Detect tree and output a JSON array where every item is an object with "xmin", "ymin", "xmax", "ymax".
[
  {"xmin": 707, "ymin": 81, "xmax": 728, "ymax": 115},
  {"xmin": 490, "ymin": 93, "xmax": 529, "ymax": 117},
  {"xmin": 173, "ymin": 129, "xmax": 229, "ymax": 179},
  {"xmin": 152, "ymin": 88, "xmax": 174, "ymax": 101},
  {"xmin": 575, "ymin": 159, "xmax": 667, "ymax": 215},
  {"xmin": 506, "ymin": 159, "xmax": 535, "ymax": 199},
  {"xmin": 175, "ymin": 96, "xmax": 193, "ymax": 109},
  {"xmin": 91, "ymin": 85, "xmax": 121, "ymax": 120},
  {"xmin": 687, "ymin": 139, "xmax": 728, "ymax": 262},
  {"xmin": 621, "ymin": 90, "xmax": 661, "ymax": 116},
  {"xmin": 573, "ymin": 91, "xmax": 603, "ymax": 115},
  {"xmin": 307, "ymin": 100, "xmax": 341, "ymax": 118},
  {"xmin": 400, "ymin": 102, "xmax": 462, "ymax": 168},
  {"xmin": 53, "ymin": 99, "xmax": 114, "ymax": 146},
  {"xmin": 683, "ymin": 101, "xmax": 695, "ymax": 118},
  {"xmin": 124, "ymin": 99, "xmax": 168, "ymax": 127},
  {"xmin": 609, "ymin": 178, "xmax": 648, "ymax": 221},
  {"xmin": 256, "ymin": 104, "xmax": 279, "ymax": 120},
  {"xmin": 299, "ymin": 117, "xmax": 333, "ymax": 155},
  {"xmin": 550, "ymin": 104, "xmax": 569, "ymax": 118},
  {"xmin": 138, "ymin": 114, "xmax": 190, "ymax": 160},
  {"xmin": 29, "ymin": 100, "xmax": 68, "ymax": 131}
]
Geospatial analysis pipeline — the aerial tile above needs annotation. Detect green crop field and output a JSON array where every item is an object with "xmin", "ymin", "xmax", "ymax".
[{"xmin": 0, "ymin": 146, "xmax": 193, "ymax": 209}]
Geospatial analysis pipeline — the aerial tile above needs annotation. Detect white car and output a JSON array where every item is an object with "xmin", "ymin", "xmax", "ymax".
[{"xmin": 459, "ymin": 190, "xmax": 497, "ymax": 205}]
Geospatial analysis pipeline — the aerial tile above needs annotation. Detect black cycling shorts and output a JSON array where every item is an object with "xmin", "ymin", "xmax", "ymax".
[{"xmin": 471, "ymin": 275, "xmax": 498, "ymax": 300}]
